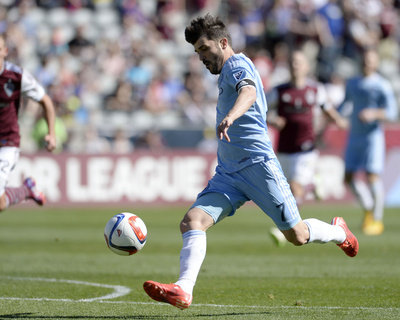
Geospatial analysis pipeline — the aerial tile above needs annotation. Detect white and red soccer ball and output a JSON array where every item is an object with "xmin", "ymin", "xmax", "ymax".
[{"xmin": 104, "ymin": 212, "xmax": 147, "ymax": 256}]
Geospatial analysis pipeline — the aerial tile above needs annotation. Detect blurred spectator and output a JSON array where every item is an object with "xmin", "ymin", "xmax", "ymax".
[
  {"xmin": 287, "ymin": 0, "xmax": 318, "ymax": 51},
  {"xmin": 68, "ymin": 24, "xmax": 94, "ymax": 57},
  {"xmin": 104, "ymin": 79, "xmax": 135, "ymax": 113},
  {"xmin": 264, "ymin": 0, "xmax": 292, "ymax": 54},
  {"xmin": 315, "ymin": 0, "xmax": 346, "ymax": 83},
  {"xmin": 82, "ymin": 125, "xmax": 111, "ymax": 154},
  {"xmin": 238, "ymin": 0, "xmax": 266, "ymax": 47},
  {"xmin": 135, "ymin": 129, "xmax": 167, "ymax": 151},
  {"xmin": 112, "ymin": 128, "xmax": 133, "ymax": 154}
]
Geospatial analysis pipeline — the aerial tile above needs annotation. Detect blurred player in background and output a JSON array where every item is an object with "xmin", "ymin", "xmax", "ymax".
[
  {"xmin": 338, "ymin": 48, "xmax": 398, "ymax": 235},
  {"xmin": 267, "ymin": 50, "xmax": 347, "ymax": 245},
  {"xmin": 0, "ymin": 33, "xmax": 56, "ymax": 213},
  {"xmin": 143, "ymin": 14, "xmax": 359, "ymax": 310}
]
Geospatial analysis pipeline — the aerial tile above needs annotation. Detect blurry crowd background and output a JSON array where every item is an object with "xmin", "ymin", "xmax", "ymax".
[{"xmin": 2, "ymin": 0, "xmax": 400, "ymax": 154}]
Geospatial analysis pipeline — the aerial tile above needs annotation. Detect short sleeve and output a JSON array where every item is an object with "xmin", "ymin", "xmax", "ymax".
[{"xmin": 21, "ymin": 69, "xmax": 45, "ymax": 102}]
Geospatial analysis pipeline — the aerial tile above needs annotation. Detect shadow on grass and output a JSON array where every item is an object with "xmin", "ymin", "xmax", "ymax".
[{"xmin": 0, "ymin": 312, "xmax": 273, "ymax": 319}]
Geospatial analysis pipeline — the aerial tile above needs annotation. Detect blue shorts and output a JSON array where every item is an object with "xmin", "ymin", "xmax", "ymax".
[
  {"xmin": 344, "ymin": 132, "xmax": 385, "ymax": 174},
  {"xmin": 191, "ymin": 158, "xmax": 301, "ymax": 230}
]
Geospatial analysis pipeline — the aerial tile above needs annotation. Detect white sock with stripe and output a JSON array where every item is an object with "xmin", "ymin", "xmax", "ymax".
[{"xmin": 175, "ymin": 230, "xmax": 206, "ymax": 295}]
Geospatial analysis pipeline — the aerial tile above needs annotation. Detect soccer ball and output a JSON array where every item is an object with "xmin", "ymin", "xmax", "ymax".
[{"xmin": 104, "ymin": 212, "xmax": 147, "ymax": 256}]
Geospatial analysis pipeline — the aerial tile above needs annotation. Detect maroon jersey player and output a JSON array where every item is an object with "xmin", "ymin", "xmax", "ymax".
[
  {"xmin": 267, "ymin": 50, "xmax": 346, "ymax": 204},
  {"xmin": 0, "ymin": 33, "xmax": 56, "ymax": 212}
]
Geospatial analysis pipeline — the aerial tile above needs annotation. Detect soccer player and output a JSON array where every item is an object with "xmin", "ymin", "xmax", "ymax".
[
  {"xmin": 143, "ymin": 15, "xmax": 359, "ymax": 310},
  {"xmin": 0, "ymin": 33, "xmax": 56, "ymax": 212},
  {"xmin": 338, "ymin": 48, "xmax": 398, "ymax": 235},
  {"xmin": 267, "ymin": 50, "xmax": 347, "ymax": 205}
]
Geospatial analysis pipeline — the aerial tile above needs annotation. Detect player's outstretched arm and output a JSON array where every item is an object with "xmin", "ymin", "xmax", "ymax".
[
  {"xmin": 217, "ymin": 86, "xmax": 256, "ymax": 142},
  {"xmin": 38, "ymin": 93, "xmax": 57, "ymax": 152}
]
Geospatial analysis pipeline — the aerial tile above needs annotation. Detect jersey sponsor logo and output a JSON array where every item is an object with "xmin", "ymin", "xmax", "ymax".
[
  {"xmin": 235, "ymin": 79, "xmax": 255, "ymax": 92},
  {"xmin": 4, "ymin": 79, "xmax": 15, "ymax": 97},
  {"xmin": 234, "ymin": 70, "xmax": 244, "ymax": 80}
]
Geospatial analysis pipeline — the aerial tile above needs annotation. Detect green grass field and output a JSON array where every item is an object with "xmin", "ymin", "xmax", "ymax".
[{"xmin": 0, "ymin": 203, "xmax": 399, "ymax": 319}]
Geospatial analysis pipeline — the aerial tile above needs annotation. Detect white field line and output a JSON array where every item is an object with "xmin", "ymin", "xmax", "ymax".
[
  {"xmin": 0, "ymin": 277, "xmax": 398, "ymax": 312},
  {"xmin": 0, "ymin": 276, "xmax": 130, "ymax": 301}
]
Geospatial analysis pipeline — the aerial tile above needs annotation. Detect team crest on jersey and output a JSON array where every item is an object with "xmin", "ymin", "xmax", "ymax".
[
  {"xmin": 4, "ymin": 79, "xmax": 15, "ymax": 97},
  {"xmin": 234, "ymin": 70, "xmax": 244, "ymax": 80}
]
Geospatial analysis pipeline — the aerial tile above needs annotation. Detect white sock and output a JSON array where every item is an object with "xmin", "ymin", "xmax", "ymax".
[
  {"xmin": 349, "ymin": 179, "xmax": 374, "ymax": 211},
  {"xmin": 303, "ymin": 218, "xmax": 346, "ymax": 244},
  {"xmin": 175, "ymin": 230, "xmax": 206, "ymax": 295},
  {"xmin": 370, "ymin": 179, "xmax": 384, "ymax": 221}
]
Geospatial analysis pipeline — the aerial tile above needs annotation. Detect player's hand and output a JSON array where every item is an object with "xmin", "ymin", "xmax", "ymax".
[
  {"xmin": 335, "ymin": 117, "xmax": 349, "ymax": 130},
  {"xmin": 359, "ymin": 108, "xmax": 377, "ymax": 123},
  {"xmin": 44, "ymin": 134, "xmax": 57, "ymax": 152},
  {"xmin": 271, "ymin": 116, "xmax": 287, "ymax": 130},
  {"xmin": 217, "ymin": 116, "xmax": 233, "ymax": 142}
]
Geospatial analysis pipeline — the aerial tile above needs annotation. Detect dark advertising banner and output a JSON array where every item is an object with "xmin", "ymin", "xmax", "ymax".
[{"xmin": 8, "ymin": 127, "xmax": 400, "ymax": 207}]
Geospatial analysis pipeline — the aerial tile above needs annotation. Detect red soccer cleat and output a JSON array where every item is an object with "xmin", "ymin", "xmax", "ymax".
[
  {"xmin": 24, "ymin": 178, "xmax": 46, "ymax": 206},
  {"xmin": 331, "ymin": 217, "xmax": 359, "ymax": 257},
  {"xmin": 143, "ymin": 281, "xmax": 192, "ymax": 310}
]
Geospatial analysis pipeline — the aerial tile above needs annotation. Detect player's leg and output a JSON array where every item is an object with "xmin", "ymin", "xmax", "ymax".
[
  {"xmin": 362, "ymin": 135, "xmax": 385, "ymax": 235},
  {"xmin": 144, "ymin": 171, "xmax": 245, "ymax": 309},
  {"xmin": 290, "ymin": 150, "xmax": 319, "ymax": 204},
  {"xmin": 143, "ymin": 207, "xmax": 212, "ymax": 310},
  {"xmin": 0, "ymin": 147, "xmax": 26, "ymax": 211},
  {"xmin": 143, "ymin": 195, "xmax": 232, "ymax": 309},
  {"xmin": 343, "ymin": 139, "xmax": 376, "ymax": 229},
  {"xmin": 0, "ymin": 147, "xmax": 46, "ymax": 212},
  {"xmin": 345, "ymin": 171, "xmax": 374, "ymax": 212},
  {"xmin": 0, "ymin": 147, "xmax": 17, "ymax": 211},
  {"xmin": 361, "ymin": 172, "xmax": 384, "ymax": 235},
  {"xmin": 241, "ymin": 158, "xmax": 358, "ymax": 256}
]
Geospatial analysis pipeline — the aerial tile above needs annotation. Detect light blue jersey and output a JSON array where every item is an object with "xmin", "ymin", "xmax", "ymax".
[
  {"xmin": 339, "ymin": 73, "xmax": 397, "ymax": 137},
  {"xmin": 192, "ymin": 53, "xmax": 300, "ymax": 230},
  {"xmin": 216, "ymin": 53, "xmax": 276, "ymax": 173},
  {"xmin": 339, "ymin": 73, "xmax": 398, "ymax": 173}
]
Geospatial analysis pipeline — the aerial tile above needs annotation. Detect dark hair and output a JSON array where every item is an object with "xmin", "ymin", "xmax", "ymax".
[{"xmin": 185, "ymin": 14, "xmax": 232, "ymax": 46}]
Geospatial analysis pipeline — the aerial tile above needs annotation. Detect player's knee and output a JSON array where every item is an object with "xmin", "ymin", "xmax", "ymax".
[
  {"xmin": 180, "ymin": 215, "xmax": 200, "ymax": 234},
  {"xmin": 180, "ymin": 208, "xmax": 214, "ymax": 234}
]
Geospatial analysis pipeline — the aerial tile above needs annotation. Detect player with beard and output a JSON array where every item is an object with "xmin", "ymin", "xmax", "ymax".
[{"xmin": 143, "ymin": 14, "xmax": 359, "ymax": 310}]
